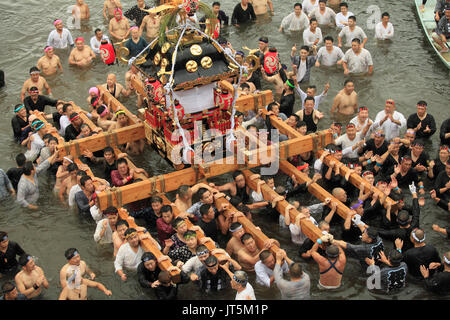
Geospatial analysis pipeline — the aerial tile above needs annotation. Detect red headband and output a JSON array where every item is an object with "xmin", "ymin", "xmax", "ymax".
[
  {"xmin": 297, "ymin": 163, "xmax": 309, "ymax": 171},
  {"xmin": 69, "ymin": 114, "xmax": 80, "ymax": 122}
]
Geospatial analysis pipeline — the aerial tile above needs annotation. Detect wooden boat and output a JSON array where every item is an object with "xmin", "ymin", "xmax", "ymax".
[{"xmin": 415, "ymin": 0, "xmax": 450, "ymax": 69}]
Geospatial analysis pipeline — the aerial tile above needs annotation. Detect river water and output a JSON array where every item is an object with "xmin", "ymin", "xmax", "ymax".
[{"xmin": 0, "ymin": 0, "xmax": 449, "ymax": 300}]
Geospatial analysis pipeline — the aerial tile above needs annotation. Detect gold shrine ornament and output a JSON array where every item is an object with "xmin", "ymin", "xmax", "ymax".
[
  {"xmin": 153, "ymin": 52, "xmax": 161, "ymax": 65},
  {"xmin": 186, "ymin": 60, "xmax": 198, "ymax": 72},
  {"xmin": 201, "ymin": 56, "xmax": 212, "ymax": 69},
  {"xmin": 161, "ymin": 58, "xmax": 169, "ymax": 68},
  {"xmin": 161, "ymin": 42, "xmax": 171, "ymax": 54},
  {"xmin": 190, "ymin": 44, "xmax": 202, "ymax": 56}
]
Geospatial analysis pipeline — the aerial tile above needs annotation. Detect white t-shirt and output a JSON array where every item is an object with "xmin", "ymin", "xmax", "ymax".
[
  {"xmin": 236, "ymin": 283, "xmax": 256, "ymax": 300},
  {"xmin": 289, "ymin": 216, "xmax": 318, "ymax": 245},
  {"xmin": 68, "ymin": 184, "xmax": 82, "ymax": 207},
  {"xmin": 47, "ymin": 28, "xmax": 74, "ymax": 49},
  {"xmin": 255, "ymin": 260, "xmax": 289, "ymax": 288},
  {"xmin": 343, "ymin": 48, "xmax": 373, "ymax": 74},
  {"xmin": 317, "ymin": 46, "xmax": 344, "ymax": 66},
  {"xmin": 335, "ymin": 11, "xmax": 354, "ymax": 29},
  {"xmin": 309, "ymin": 7, "xmax": 336, "ymax": 26},
  {"xmin": 302, "ymin": 0, "xmax": 319, "ymax": 15},
  {"xmin": 59, "ymin": 115, "xmax": 70, "ymax": 136},
  {"xmin": 280, "ymin": 12, "xmax": 310, "ymax": 32},
  {"xmin": 94, "ymin": 218, "xmax": 114, "ymax": 244},
  {"xmin": 335, "ymin": 131, "xmax": 364, "ymax": 159},
  {"xmin": 303, "ymin": 27, "xmax": 323, "ymax": 46},
  {"xmin": 90, "ymin": 35, "xmax": 110, "ymax": 54},
  {"xmin": 372, "ymin": 110, "xmax": 407, "ymax": 142},
  {"xmin": 114, "ymin": 243, "xmax": 145, "ymax": 272},
  {"xmin": 375, "ymin": 22, "xmax": 394, "ymax": 40},
  {"xmin": 298, "ymin": 59, "xmax": 307, "ymax": 82},
  {"xmin": 338, "ymin": 26, "xmax": 367, "ymax": 47}
]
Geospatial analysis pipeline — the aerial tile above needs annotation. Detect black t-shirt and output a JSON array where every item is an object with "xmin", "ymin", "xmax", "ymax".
[
  {"xmin": 345, "ymin": 237, "xmax": 385, "ymax": 268},
  {"xmin": 104, "ymin": 159, "xmax": 117, "ymax": 183},
  {"xmin": 432, "ymin": 159, "xmax": 446, "ymax": 180},
  {"xmin": 199, "ymin": 266, "xmax": 232, "ymax": 293},
  {"xmin": 231, "ymin": 3, "xmax": 256, "ymax": 25},
  {"xmin": 302, "ymin": 111, "xmax": 317, "ymax": 133},
  {"xmin": 395, "ymin": 169, "xmax": 419, "ymax": 188},
  {"xmin": 407, "ymin": 113, "xmax": 437, "ymax": 139},
  {"xmin": 405, "ymin": 150, "xmax": 429, "ymax": 168},
  {"xmin": 362, "ymin": 139, "xmax": 389, "ymax": 157},
  {"xmin": 403, "ymin": 244, "xmax": 441, "ymax": 279},
  {"xmin": 64, "ymin": 124, "xmax": 81, "ymax": 142},
  {"xmin": 6, "ymin": 167, "xmax": 24, "ymax": 192},
  {"xmin": 247, "ymin": 72, "xmax": 261, "ymax": 90},
  {"xmin": 435, "ymin": 171, "xmax": 450, "ymax": 199},
  {"xmin": 399, "ymin": 145, "xmax": 410, "ymax": 158},
  {"xmin": 279, "ymin": 91, "xmax": 295, "ymax": 117},
  {"xmin": 11, "ymin": 115, "xmax": 29, "ymax": 142},
  {"xmin": 0, "ymin": 241, "xmax": 25, "ymax": 273},
  {"xmin": 197, "ymin": 219, "xmax": 218, "ymax": 242},
  {"xmin": 440, "ymin": 118, "xmax": 450, "ymax": 146},
  {"xmin": 155, "ymin": 284, "xmax": 178, "ymax": 300},
  {"xmin": 137, "ymin": 262, "xmax": 161, "ymax": 289},
  {"xmin": 380, "ymin": 154, "xmax": 400, "ymax": 178},
  {"xmin": 24, "ymin": 95, "xmax": 57, "ymax": 112},
  {"xmin": 424, "ymin": 270, "xmax": 450, "ymax": 295}
]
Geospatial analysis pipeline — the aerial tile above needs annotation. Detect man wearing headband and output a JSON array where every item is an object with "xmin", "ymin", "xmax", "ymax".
[
  {"xmin": 421, "ymin": 251, "xmax": 450, "ymax": 295},
  {"xmin": 0, "ymin": 282, "xmax": 27, "ymax": 300},
  {"xmin": 398, "ymin": 228, "xmax": 441, "ymax": 280},
  {"xmin": 47, "ymin": 19, "xmax": 74, "ymax": 49},
  {"xmin": 231, "ymin": 0, "xmax": 256, "ymax": 26},
  {"xmin": 199, "ymin": 255, "xmax": 232, "ymax": 293},
  {"xmin": 137, "ymin": 252, "xmax": 161, "ymax": 288},
  {"xmin": 391, "ymin": 158, "xmax": 425, "ymax": 194},
  {"xmin": 279, "ymin": 3, "xmax": 310, "ymax": 33},
  {"xmin": 59, "ymin": 248, "xmax": 95, "ymax": 289},
  {"xmin": 225, "ymin": 221, "xmax": 248, "ymax": 258},
  {"xmin": 101, "ymin": 73, "xmax": 128, "ymax": 99},
  {"xmin": 69, "ymin": 37, "xmax": 96, "ymax": 67},
  {"xmin": 237, "ymin": 234, "xmax": 277, "ymax": 272},
  {"xmin": 103, "ymin": 0, "xmax": 122, "ymax": 19},
  {"xmin": 224, "ymin": 267, "xmax": 256, "ymax": 300},
  {"xmin": 37, "ymin": 46, "xmax": 63, "ymax": 76},
  {"xmin": 20, "ymin": 66, "xmax": 52, "ymax": 102},
  {"xmin": 404, "ymin": 139, "xmax": 430, "ymax": 175},
  {"xmin": 110, "ymin": 158, "xmax": 148, "ymax": 187},
  {"xmin": 162, "ymin": 217, "xmax": 189, "ymax": 254},
  {"xmin": 64, "ymin": 112, "xmax": 85, "ymax": 141},
  {"xmin": 407, "ymin": 100, "xmax": 436, "ymax": 139},
  {"xmin": 15, "ymin": 254, "xmax": 49, "ymax": 299},
  {"xmin": 73, "ymin": 0, "xmax": 90, "ymax": 20},
  {"xmin": 115, "ymin": 228, "xmax": 145, "ymax": 281},
  {"xmin": 0, "ymin": 231, "xmax": 25, "ymax": 276},
  {"xmin": 335, "ymin": 122, "xmax": 370, "ymax": 161},
  {"xmin": 311, "ymin": 241, "xmax": 346, "ymax": 290},
  {"xmin": 124, "ymin": 0, "xmax": 150, "ymax": 27},
  {"xmin": 372, "ymin": 98, "xmax": 407, "ymax": 142},
  {"xmin": 331, "ymin": 79, "xmax": 358, "ymax": 116},
  {"xmin": 274, "ymin": 249, "xmax": 310, "ymax": 299},
  {"xmin": 11, "ymin": 104, "xmax": 30, "ymax": 143},
  {"xmin": 24, "ymin": 85, "xmax": 61, "ymax": 113},
  {"xmin": 350, "ymin": 105, "xmax": 372, "ymax": 134},
  {"xmin": 359, "ymin": 128, "xmax": 387, "ymax": 166},
  {"xmin": 109, "ymin": 7, "xmax": 130, "ymax": 41}
]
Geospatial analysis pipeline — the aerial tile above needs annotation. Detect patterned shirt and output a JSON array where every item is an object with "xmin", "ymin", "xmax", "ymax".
[{"xmin": 124, "ymin": 5, "xmax": 150, "ymax": 27}]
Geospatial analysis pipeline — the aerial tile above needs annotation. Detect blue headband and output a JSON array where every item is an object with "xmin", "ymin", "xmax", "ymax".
[
  {"xmin": 196, "ymin": 250, "xmax": 209, "ymax": 257},
  {"xmin": 34, "ymin": 122, "xmax": 45, "ymax": 131},
  {"xmin": 229, "ymin": 224, "xmax": 243, "ymax": 233},
  {"xmin": 233, "ymin": 274, "xmax": 247, "ymax": 285},
  {"xmin": 15, "ymin": 105, "xmax": 25, "ymax": 112},
  {"xmin": 1, "ymin": 235, "xmax": 7, "ymax": 241},
  {"xmin": 350, "ymin": 200, "xmax": 363, "ymax": 210}
]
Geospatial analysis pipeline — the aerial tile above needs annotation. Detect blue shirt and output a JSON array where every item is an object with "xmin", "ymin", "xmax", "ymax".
[{"xmin": 125, "ymin": 37, "xmax": 148, "ymax": 58}]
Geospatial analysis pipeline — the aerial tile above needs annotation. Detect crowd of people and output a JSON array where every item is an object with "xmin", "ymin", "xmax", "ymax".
[{"xmin": 1, "ymin": 0, "xmax": 450, "ymax": 301}]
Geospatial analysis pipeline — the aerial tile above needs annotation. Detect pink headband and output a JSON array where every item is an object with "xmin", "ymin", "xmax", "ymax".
[
  {"xmin": 54, "ymin": 19, "xmax": 62, "ymax": 26},
  {"xmin": 99, "ymin": 106, "xmax": 109, "ymax": 117},
  {"xmin": 89, "ymin": 87, "xmax": 99, "ymax": 96},
  {"xmin": 130, "ymin": 26, "xmax": 139, "ymax": 31},
  {"xmin": 45, "ymin": 46, "xmax": 53, "ymax": 53},
  {"xmin": 114, "ymin": 8, "xmax": 123, "ymax": 18}
]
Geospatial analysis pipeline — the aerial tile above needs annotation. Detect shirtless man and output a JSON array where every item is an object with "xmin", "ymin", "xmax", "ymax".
[
  {"xmin": 59, "ymin": 164, "xmax": 83, "ymax": 203},
  {"xmin": 96, "ymin": 105, "xmax": 116, "ymax": 131},
  {"xmin": 37, "ymin": 46, "xmax": 63, "ymax": 76},
  {"xmin": 59, "ymin": 269, "xmax": 111, "ymax": 300},
  {"xmin": 60, "ymin": 248, "xmax": 96, "ymax": 289},
  {"xmin": 237, "ymin": 234, "xmax": 276, "ymax": 272},
  {"xmin": 15, "ymin": 255, "xmax": 49, "ymax": 299},
  {"xmin": 73, "ymin": 0, "xmax": 90, "ymax": 20},
  {"xmin": 226, "ymin": 222, "xmax": 247, "ymax": 258},
  {"xmin": 101, "ymin": 73, "xmax": 128, "ymax": 99},
  {"xmin": 110, "ymin": 111, "xmax": 145, "ymax": 155},
  {"xmin": 174, "ymin": 183, "xmax": 214, "ymax": 213},
  {"xmin": 311, "ymin": 242, "xmax": 346, "ymax": 290},
  {"xmin": 139, "ymin": 12, "xmax": 161, "ymax": 42},
  {"xmin": 125, "ymin": 64, "xmax": 144, "ymax": 106},
  {"xmin": 331, "ymin": 79, "xmax": 358, "ymax": 116},
  {"xmin": 103, "ymin": 0, "xmax": 122, "ymax": 20},
  {"xmin": 68, "ymin": 37, "xmax": 96, "ymax": 67},
  {"xmin": 109, "ymin": 8, "xmax": 130, "ymax": 42},
  {"xmin": 249, "ymin": 0, "xmax": 274, "ymax": 15},
  {"xmin": 54, "ymin": 155, "xmax": 74, "ymax": 193},
  {"xmin": 20, "ymin": 67, "xmax": 51, "ymax": 102}
]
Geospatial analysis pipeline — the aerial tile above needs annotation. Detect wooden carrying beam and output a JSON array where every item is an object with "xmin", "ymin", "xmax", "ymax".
[
  {"xmin": 213, "ymin": 197, "xmax": 282, "ymax": 257},
  {"xmin": 241, "ymin": 169, "xmax": 324, "ymax": 244},
  {"xmin": 57, "ymin": 123, "xmax": 145, "ymax": 158},
  {"xmin": 117, "ymin": 208, "xmax": 180, "ymax": 282},
  {"xmin": 159, "ymin": 196, "xmax": 228, "ymax": 262},
  {"xmin": 70, "ymin": 102, "xmax": 101, "ymax": 133},
  {"xmin": 316, "ymin": 150, "xmax": 396, "ymax": 208},
  {"xmin": 278, "ymin": 161, "xmax": 351, "ymax": 221},
  {"xmin": 98, "ymin": 86, "xmax": 139, "ymax": 125}
]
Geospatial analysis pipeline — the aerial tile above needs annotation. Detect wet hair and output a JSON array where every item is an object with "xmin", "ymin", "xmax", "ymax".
[
  {"xmin": 388, "ymin": 249, "xmax": 402, "ymax": 267},
  {"xmin": 76, "ymin": 170, "xmax": 87, "ymax": 178},
  {"xmin": 326, "ymin": 245, "xmax": 340, "ymax": 258},
  {"xmin": 196, "ymin": 245, "xmax": 208, "ymax": 254},
  {"xmin": 2, "ymin": 282, "xmax": 15, "ymax": 295},
  {"xmin": 124, "ymin": 228, "xmax": 137, "ymax": 237},
  {"xmin": 352, "ymin": 38, "xmax": 361, "ymax": 44},
  {"xmin": 296, "ymin": 120, "xmax": 307, "ymax": 129},
  {"xmin": 197, "ymin": 188, "xmax": 210, "ymax": 200},
  {"xmin": 176, "ymin": 185, "xmax": 191, "ymax": 197},
  {"xmin": 348, "ymin": 15, "xmax": 356, "ymax": 22},
  {"xmin": 319, "ymin": 0, "xmax": 327, "ymax": 3},
  {"xmin": 96, "ymin": 105, "xmax": 107, "ymax": 115},
  {"xmin": 417, "ymin": 100, "xmax": 427, "ymax": 106},
  {"xmin": 23, "ymin": 161, "xmax": 34, "ymax": 176},
  {"xmin": 240, "ymin": 233, "xmax": 253, "ymax": 244},
  {"xmin": 232, "ymin": 170, "xmax": 244, "ymax": 180},
  {"xmin": 158, "ymin": 271, "xmax": 171, "ymax": 284},
  {"xmin": 366, "ymin": 228, "xmax": 378, "ymax": 242},
  {"xmin": 275, "ymin": 185, "xmax": 286, "ymax": 195},
  {"xmin": 234, "ymin": 270, "xmax": 248, "ymax": 287},
  {"xmin": 267, "ymin": 102, "xmax": 278, "ymax": 112},
  {"xmin": 62, "ymin": 104, "xmax": 72, "ymax": 113},
  {"xmin": 16, "ymin": 153, "xmax": 26, "ymax": 167},
  {"xmin": 0, "ymin": 231, "xmax": 7, "ymax": 240},
  {"xmin": 240, "ymin": 83, "xmax": 250, "ymax": 90},
  {"xmin": 290, "ymin": 114, "xmax": 300, "ymax": 123},
  {"xmin": 237, "ymin": 205, "xmax": 251, "ymax": 215},
  {"xmin": 64, "ymin": 248, "xmax": 78, "ymax": 260},
  {"xmin": 263, "ymin": 175, "xmax": 274, "ymax": 183},
  {"xmin": 160, "ymin": 205, "xmax": 173, "ymax": 215},
  {"xmin": 397, "ymin": 211, "xmax": 410, "ymax": 226},
  {"xmin": 205, "ymin": 255, "xmax": 218, "ymax": 267},
  {"xmin": 150, "ymin": 196, "xmax": 163, "ymax": 204},
  {"xmin": 340, "ymin": 2, "xmax": 348, "ymax": 8},
  {"xmin": 171, "ymin": 217, "xmax": 185, "ymax": 229},
  {"xmin": 344, "ymin": 79, "xmax": 354, "ymax": 86},
  {"xmin": 259, "ymin": 250, "xmax": 272, "ymax": 262},
  {"xmin": 390, "ymin": 192, "xmax": 404, "ymax": 202},
  {"xmin": 116, "ymin": 219, "xmax": 129, "ymax": 229},
  {"xmin": 235, "ymin": 111, "xmax": 244, "ymax": 118},
  {"xmin": 116, "ymin": 158, "xmax": 128, "ymax": 167},
  {"xmin": 67, "ymin": 163, "xmax": 79, "ymax": 173},
  {"xmin": 200, "ymin": 204, "xmax": 212, "ymax": 217},
  {"xmin": 300, "ymin": 45, "xmax": 310, "ymax": 52},
  {"xmin": 304, "ymin": 96, "xmax": 315, "ymax": 104},
  {"xmin": 94, "ymin": 28, "xmax": 101, "ymax": 34},
  {"xmin": 183, "ymin": 230, "xmax": 197, "ymax": 239},
  {"xmin": 80, "ymin": 123, "xmax": 91, "ymax": 132},
  {"xmin": 289, "ymin": 262, "xmax": 303, "ymax": 278},
  {"xmin": 310, "ymin": 17, "xmax": 317, "ymax": 23},
  {"xmin": 29, "ymin": 66, "xmax": 40, "ymax": 74},
  {"xmin": 18, "ymin": 254, "xmax": 31, "ymax": 267},
  {"xmin": 47, "ymin": 136, "xmax": 58, "ymax": 144},
  {"xmin": 411, "ymin": 138, "xmax": 425, "ymax": 147},
  {"xmin": 141, "ymin": 252, "xmax": 156, "ymax": 262},
  {"xmin": 318, "ymin": 220, "xmax": 329, "ymax": 229},
  {"xmin": 212, "ymin": 1, "xmax": 220, "ymax": 7},
  {"xmin": 103, "ymin": 146, "xmax": 114, "ymax": 155},
  {"xmin": 104, "ymin": 206, "xmax": 118, "ymax": 215},
  {"xmin": 80, "ymin": 175, "xmax": 92, "ymax": 187},
  {"xmin": 381, "ymin": 12, "xmax": 390, "ymax": 18},
  {"xmin": 43, "ymin": 133, "xmax": 53, "ymax": 141}
]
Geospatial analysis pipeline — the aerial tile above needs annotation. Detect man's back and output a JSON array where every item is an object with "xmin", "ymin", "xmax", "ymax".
[
  {"xmin": 273, "ymin": 264, "xmax": 310, "ymax": 300},
  {"xmin": 404, "ymin": 245, "xmax": 441, "ymax": 279}
]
